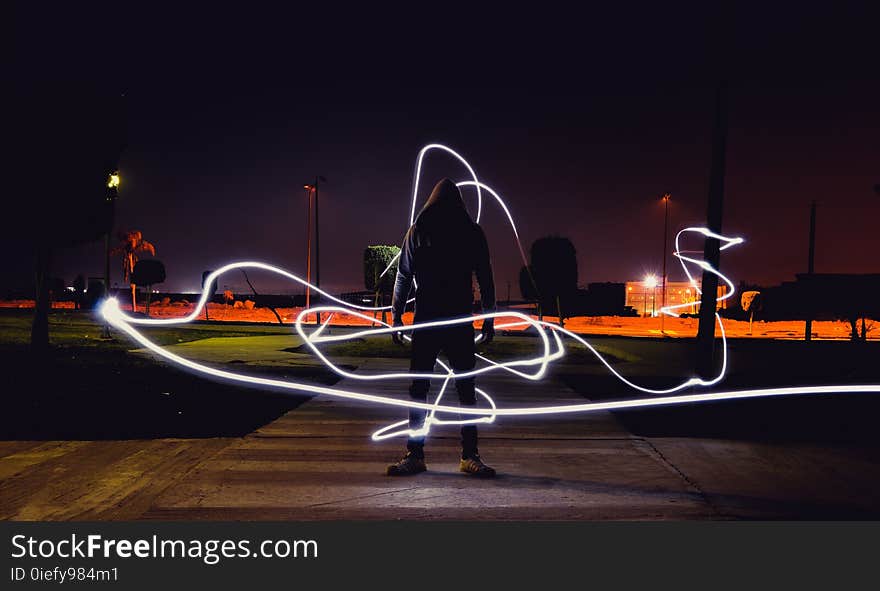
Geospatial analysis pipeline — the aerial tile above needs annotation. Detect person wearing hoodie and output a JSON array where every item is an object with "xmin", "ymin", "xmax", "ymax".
[{"xmin": 386, "ymin": 178, "xmax": 497, "ymax": 477}]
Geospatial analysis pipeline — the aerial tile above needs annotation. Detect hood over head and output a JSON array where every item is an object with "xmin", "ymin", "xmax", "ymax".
[{"xmin": 415, "ymin": 178, "xmax": 471, "ymax": 226}]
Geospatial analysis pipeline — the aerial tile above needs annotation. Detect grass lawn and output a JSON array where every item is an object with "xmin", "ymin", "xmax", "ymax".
[
  {"xmin": 287, "ymin": 333, "xmax": 638, "ymax": 365},
  {"xmin": 0, "ymin": 309, "xmax": 294, "ymax": 349}
]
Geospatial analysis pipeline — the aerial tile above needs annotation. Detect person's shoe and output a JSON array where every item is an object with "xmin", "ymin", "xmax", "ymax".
[
  {"xmin": 459, "ymin": 454, "xmax": 496, "ymax": 478},
  {"xmin": 386, "ymin": 452, "xmax": 427, "ymax": 476}
]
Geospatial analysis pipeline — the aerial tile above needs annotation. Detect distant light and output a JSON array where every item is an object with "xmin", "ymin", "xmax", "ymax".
[
  {"xmin": 107, "ymin": 172, "xmax": 121, "ymax": 189},
  {"xmin": 644, "ymin": 274, "xmax": 658, "ymax": 289}
]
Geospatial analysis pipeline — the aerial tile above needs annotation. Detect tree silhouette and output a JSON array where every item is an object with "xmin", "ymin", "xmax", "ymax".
[
  {"xmin": 363, "ymin": 245, "xmax": 400, "ymax": 324},
  {"xmin": 519, "ymin": 266, "xmax": 538, "ymax": 300},
  {"xmin": 112, "ymin": 230, "xmax": 156, "ymax": 312},
  {"xmin": 521, "ymin": 236, "xmax": 578, "ymax": 325},
  {"xmin": 9, "ymin": 84, "xmax": 125, "ymax": 351},
  {"xmin": 131, "ymin": 259, "xmax": 166, "ymax": 316}
]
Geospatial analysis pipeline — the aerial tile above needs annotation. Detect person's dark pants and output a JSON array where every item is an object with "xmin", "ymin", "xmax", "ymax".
[{"xmin": 406, "ymin": 323, "xmax": 479, "ymax": 459}]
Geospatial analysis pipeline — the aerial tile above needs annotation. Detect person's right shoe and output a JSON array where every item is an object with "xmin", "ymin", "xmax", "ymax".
[
  {"xmin": 386, "ymin": 452, "xmax": 427, "ymax": 476},
  {"xmin": 459, "ymin": 454, "xmax": 496, "ymax": 477}
]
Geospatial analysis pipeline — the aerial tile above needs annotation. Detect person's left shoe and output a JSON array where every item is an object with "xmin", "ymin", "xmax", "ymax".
[
  {"xmin": 459, "ymin": 454, "xmax": 496, "ymax": 478},
  {"xmin": 386, "ymin": 452, "xmax": 427, "ymax": 476}
]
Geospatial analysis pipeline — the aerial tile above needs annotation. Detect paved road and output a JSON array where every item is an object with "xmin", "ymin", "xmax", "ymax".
[{"xmin": 1, "ymin": 335, "xmax": 878, "ymax": 520}]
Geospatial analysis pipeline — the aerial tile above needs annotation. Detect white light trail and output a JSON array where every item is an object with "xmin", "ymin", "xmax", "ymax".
[{"xmin": 101, "ymin": 144, "xmax": 880, "ymax": 441}]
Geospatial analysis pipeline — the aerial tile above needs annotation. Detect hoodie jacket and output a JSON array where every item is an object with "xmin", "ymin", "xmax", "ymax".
[{"xmin": 392, "ymin": 178, "xmax": 496, "ymax": 323}]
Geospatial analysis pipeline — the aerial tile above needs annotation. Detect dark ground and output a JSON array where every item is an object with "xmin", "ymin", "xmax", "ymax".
[
  {"xmin": 2, "ymin": 310, "xmax": 880, "ymax": 520},
  {"xmin": 3, "ymin": 309, "xmax": 880, "ymax": 444},
  {"xmin": 0, "ymin": 310, "xmax": 320, "ymax": 439},
  {"xmin": 560, "ymin": 338, "xmax": 880, "ymax": 443}
]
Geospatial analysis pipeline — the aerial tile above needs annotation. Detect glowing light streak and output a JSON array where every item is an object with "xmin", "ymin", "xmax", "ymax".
[
  {"xmin": 100, "ymin": 297, "xmax": 880, "ymax": 417},
  {"xmin": 409, "ymin": 144, "xmax": 483, "ymax": 225},
  {"xmin": 380, "ymin": 145, "xmax": 487, "ymax": 279},
  {"xmin": 100, "ymin": 144, "xmax": 880, "ymax": 442}
]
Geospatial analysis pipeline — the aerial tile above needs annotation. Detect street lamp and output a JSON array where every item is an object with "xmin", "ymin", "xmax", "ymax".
[
  {"xmin": 102, "ymin": 170, "xmax": 120, "ymax": 338},
  {"xmin": 643, "ymin": 274, "xmax": 658, "ymax": 318},
  {"xmin": 303, "ymin": 184, "xmax": 313, "ymax": 323},
  {"xmin": 660, "ymin": 193, "xmax": 670, "ymax": 331},
  {"xmin": 303, "ymin": 176, "xmax": 327, "ymax": 326}
]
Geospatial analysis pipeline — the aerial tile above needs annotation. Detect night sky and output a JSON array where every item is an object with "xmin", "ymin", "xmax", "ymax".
[{"xmin": 7, "ymin": 5, "xmax": 878, "ymax": 297}]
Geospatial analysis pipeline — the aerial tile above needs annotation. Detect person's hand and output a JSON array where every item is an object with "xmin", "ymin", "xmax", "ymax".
[
  {"xmin": 391, "ymin": 317, "xmax": 405, "ymax": 346},
  {"xmin": 481, "ymin": 317, "xmax": 495, "ymax": 345}
]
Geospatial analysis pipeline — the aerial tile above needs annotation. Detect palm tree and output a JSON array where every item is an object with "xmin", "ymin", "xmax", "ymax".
[{"xmin": 111, "ymin": 230, "xmax": 156, "ymax": 312}]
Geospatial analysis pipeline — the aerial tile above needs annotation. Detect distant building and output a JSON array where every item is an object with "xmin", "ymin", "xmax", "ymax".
[
  {"xmin": 780, "ymin": 273, "xmax": 880, "ymax": 321},
  {"xmin": 624, "ymin": 280, "xmax": 728, "ymax": 317}
]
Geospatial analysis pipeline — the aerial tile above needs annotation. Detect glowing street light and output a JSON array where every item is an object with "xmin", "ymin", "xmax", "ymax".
[{"xmin": 643, "ymin": 274, "xmax": 658, "ymax": 317}]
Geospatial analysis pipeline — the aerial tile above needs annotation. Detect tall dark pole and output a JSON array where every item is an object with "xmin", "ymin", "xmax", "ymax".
[
  {"xmin": 696, "ymin": 85, "xmax": 729, "ymax": 378},
  {"xmin": 101, "ymin": 173, "xmax": 119, "ymax": 339},
  {"xmin": 314, "ymin": 176, "xmax": 320, "ymax": 326},
  {"xmin": 661, "ymin": 193, "xmax": 670, "ymax": 333},
  {"xmin": 805, "ymin": 200, "xmax": 817, "ymax": 341},
  {"xmin": 304, "ymin": 185, "xmax": 312, "ymax": 321},
  {"xmin": 102, "ymin": 231, "xmax": 111, "ymax": 337}
]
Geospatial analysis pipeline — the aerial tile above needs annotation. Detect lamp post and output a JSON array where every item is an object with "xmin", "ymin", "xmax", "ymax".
[
  {"xmin": 101, "ymin": 171, "xmax": 120, "ymax": 338},
  {"xmin": 303, "ymin": 184, "xmax": 313, "ymax": 323},
  {"xmin": 304, "ymin": 176, "xmax": 327, "ymax": 326},
  {"xmin": 660, "ymin": 193, "xmax": 670, "ymax": 332}
]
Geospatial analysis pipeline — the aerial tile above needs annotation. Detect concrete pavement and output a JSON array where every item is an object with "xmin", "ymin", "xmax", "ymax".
[
  {"xmin": 1, "ymin": 335, "xmax": 878, "ymax": 520},
  {"xmin": 141, "ymin": 357, "xmax": 714, "ymax": 520}
]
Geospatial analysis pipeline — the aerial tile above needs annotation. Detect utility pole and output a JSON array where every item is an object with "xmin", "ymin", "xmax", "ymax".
[
  {"xmin": 805, "ymin": 200, "xmax": 816, "ymax": 341},
  {"xmin": 696, "ymin": 84, "xmax": 729, "ymax": 378}
]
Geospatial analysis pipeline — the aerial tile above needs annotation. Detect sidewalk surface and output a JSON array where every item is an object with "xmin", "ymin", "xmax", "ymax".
[{"xmin": 2, "ymin": 335, "xmax": 878, "ymax": 520}]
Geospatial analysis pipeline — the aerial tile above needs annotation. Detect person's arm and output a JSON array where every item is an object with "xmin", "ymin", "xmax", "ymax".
[
  {"xmin": 474, "ymin": 224, "xmax": 496, "ymax": 313},
  {"xmin": 474, "ymin": 225, "xmax": 497, "ymax": 343},
  {"xmin": 391, "ymin": 226, "xmax": 415, "ymax": 326}
]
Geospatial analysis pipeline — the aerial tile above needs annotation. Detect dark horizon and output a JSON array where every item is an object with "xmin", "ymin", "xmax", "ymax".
[{"xmin": 6, "ymin": 5, "xmax": 878, "ymax": 297}]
